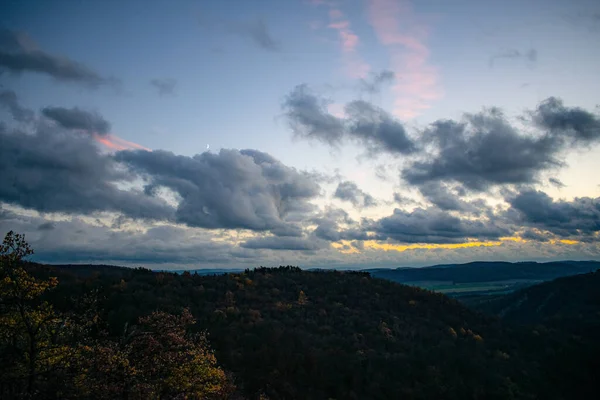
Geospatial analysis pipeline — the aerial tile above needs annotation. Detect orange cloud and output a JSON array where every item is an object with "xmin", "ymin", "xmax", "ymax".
[
  {"xmin": 93, "ymin": 134, "xmax": 151, "ymax": 152},
  {"xmin": 366, "ymin": 0, "xmax": 442, "ymax": 118}
]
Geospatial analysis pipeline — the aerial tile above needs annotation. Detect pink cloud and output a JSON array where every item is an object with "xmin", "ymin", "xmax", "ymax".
[
  {"xmin": 325, "ymin": 8, "xmax": 370, "ymax": 78},
  {"xmin": 94, "ymin": 134, "xmax": 151, "ymax": 152},
  {"xmin": 307, "ymin": 1, "xmax": 370, "ymax": 79},
  {"xmin": 366, "ymin": 0, "xmax": 443, "ymax": 118}
]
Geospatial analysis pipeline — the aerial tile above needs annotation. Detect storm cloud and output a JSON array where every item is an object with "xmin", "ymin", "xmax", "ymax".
[{"xmin": 42, "ymin": 106, "xmax": 111, "ymax": 135}]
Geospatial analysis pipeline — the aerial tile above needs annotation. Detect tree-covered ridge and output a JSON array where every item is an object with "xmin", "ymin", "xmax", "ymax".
[
  {"xmin": 22, "ymin": 264, "xmax": 597, "ymax": 399},
  {"xmin": 474, "ymin": 270, "xmax": 600, "ymax": 334},
  {"xmin": 3, "ymin": 231, "xmax": 600, "ymax": 399}
]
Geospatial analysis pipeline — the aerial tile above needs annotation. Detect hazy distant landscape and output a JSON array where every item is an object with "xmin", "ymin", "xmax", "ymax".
[{"xmin": 164, "ymin": 260, "xmax": 600, "ymax": 299}]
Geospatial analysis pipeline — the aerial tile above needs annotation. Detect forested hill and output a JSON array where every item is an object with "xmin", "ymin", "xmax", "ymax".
[
  {"xmin": 474, "ymin": 270, "xmax": 600, "ymax": 334},
  {"xmin": 21, "ymin": 263, "xmax": 599, "ymax": 399},
  {"xmin": 366, "ymin": 260, "xmax": 600, "ymax": 284}
]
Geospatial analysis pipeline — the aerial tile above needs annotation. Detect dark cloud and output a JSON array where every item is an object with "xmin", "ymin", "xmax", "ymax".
[
  {"xmin": 42, "ymin": 106, "xmax": 111, "ymax": 135},
  {"xmin": 229, "ymin": 19, "xmax": 281, "ymax": 52},
  {"xmin": 369, "ymin": 207, "xmax": 509, "ymax": 244},
  {"xmin": 0, "ymin": 122, "xmax": 174, "ymax": 220},
  {"xmin": 419, "ymin": 182, "xmax": 483, "ymax": 212},
  {"xmin": 115, "ymin": 148, "xmax": 320, "ymax": 235},
  {"xmin": 0, "ymin": 89, "xmax": 34, "ymax": 122},
  {"xmin": 37, "ymin": 222, "xmax": 55, "ymax": 231},
  {"xmin": 0, "ymin": 28, "xmax": 117, "ymax": 88},
  {"xmin": 344, "ymin": 100, "xmax": 417, "ymax": 155},
  {"xmin": 549, "ymin": 177, "xmax": 565, "ymax": 188},
  {"xmin": 312, "ymin": 208, "xmax": 370, "ymax": 242},
  {"xmin": 334, "ymin": 180, "xmax": 377, "ymax": 208},
  {"xmin": 403, "ymin": 108, "xmax": 562, "ymax": 190},
  {"xmin": 282, "ymin": 85, "xmax": 416, "ymax": 155},
  {"xmin": 393, "ymin": 193, "xmax": 418, "ymax": 206},
  {"xmin": 241, "ymin": 236, "xmax": 323, "ymax": 251},
  {"xmin": 489, "ymin": 48, "xmax": 537, "ymax": 67},
  {"xmin": 507, "ymin": 189, "xmax": 600, "ymax": 239},
  {"xmin": 150, "ymin": 78, "xmax": 177, "ymax": 97},
  {"xmin": 520, "ymin": 229, "xmax": 550, "ymax": 242},
  {"xmin": 282, "ymin": 84, "xmax": 345, "ymax": 145},
  {"xmin": 359, "ymin": 70, "xmax": 395, "ymax": 94},
  {"xmin": 533, "ymin": 97, "xmax": 600, "ymax": 144}
]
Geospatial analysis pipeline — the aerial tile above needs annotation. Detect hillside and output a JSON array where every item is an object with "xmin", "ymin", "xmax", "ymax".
[
  {"xmin": 366, "ymin": 261, "xmax": 600, "ymax": 284},
  {"xmin": 473, "ymin": 270, "xmax": 600, "ymax": 336},
  {"xmin": 18, "ymin": 263, "xmax": 598, "ymax": 399}
]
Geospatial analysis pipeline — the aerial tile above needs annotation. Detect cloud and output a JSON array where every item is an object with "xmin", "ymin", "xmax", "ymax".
[
  {"xmin": 37, "ymin": 222, "xmax": 55, "ymax": 231},
  {"xmin": 489, "ymin": 48, "xmax": 537, "ymax": 67},
  {"xmin": 532, "ymin": 97, "xmax": 600, "ymax": 144},
  {"xmin": 0, "ymin": 89, "xmax": 34, "ymax": 122},
  {"xmin": 369, "ymin": 206, "xmax": 509, "ymax": 244},
  {"xmin": 308, "ymin": 1, "xmax": 370, "ymax": 78},
  {"xmin": 0, "ymin": 121, "xmax": 174, "ymax": 220},
  {"xmin": 506, "ymin": 190, "xmax": 600, "ymax": 240},
  {"xmin": 0, "ymin": 28, "xmax": 117, "ymax": 88},
  {"xmin": 548, "ymin": 177, "xmax": 565, "ymax": 188},
  {"xmin": 366, "ymin": 0, "xmax": 442, "ymax": 118},
  {"xmin": 334, "ymin": 181, "xmax": 377, "ymax": 208},
  {"xmin": 359, "ymin": 70, "xmax": 395, "ymax": 94},
  {"xmin": 241, "ymin": 235, "xmax": 323, "ymax": 251},
  {"xmin": 344, "ymin": 100, "xmax": 417, "ymax": 155},
  {"xmin": 393, "ymin": 192, "xmax": 418, "ymax": 206},
  {"xmin": 402, "ymin": 107, "xmax": 562, "ymax": 190},
  {"xmin": 283, "ymin": 84, "xmax": 345, "ymax": 145},
  {"xmin": 326, "ymin": 8, "xmax": 370, "ymax": 78},
  {"xmin": 312, "ymin": 208, "xmax": 371, "ymax": 242},
  {"xmin": 150, "ymin": 78, "xmax": 177, "ymax": 97},
  {"xmin": 42, "ymin": 106, "xmax": 111, "ymax": 135},
  {"xmin": 419, "ymin": 182, "xmax": 486, "ymax": 213},
  {"xmin": 115, "ymin": 148, "xmax": 320, "ymax": 235},
  {"xmin": 0, "ymin": 212, "xmax": 247, "ymax": 265},
  {"xmin": 229, "ymin": 19, "xmax": 281, "ymax": 52},
  {"xmin": 282, "ymin": 85, "xmax": 416, "ymax": 155}
]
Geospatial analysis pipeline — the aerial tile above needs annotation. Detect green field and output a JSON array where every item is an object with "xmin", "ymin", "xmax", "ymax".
[{"xmin": 404, "ymin": 279, "xmax": 542, "ymax": 297}]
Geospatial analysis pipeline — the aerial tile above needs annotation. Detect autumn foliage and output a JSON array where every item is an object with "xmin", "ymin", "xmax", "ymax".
[{"xmin": 0, "ymin": 231, "xmax": 233, "ymax": 399}]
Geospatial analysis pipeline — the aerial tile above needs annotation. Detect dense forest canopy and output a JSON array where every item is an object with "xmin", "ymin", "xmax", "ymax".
[{"xmin": 1, "ymin": 231, "xmax": 599, "ymax": 399}]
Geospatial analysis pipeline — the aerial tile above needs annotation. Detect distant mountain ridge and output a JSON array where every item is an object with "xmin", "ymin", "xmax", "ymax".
[{"xmin": 364, "ymin": 260, "xmax": 600, "ymax": 284}]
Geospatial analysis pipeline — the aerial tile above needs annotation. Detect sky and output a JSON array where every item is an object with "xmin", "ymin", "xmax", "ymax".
[{"xmin": 1, "ymin": 0, "xmax": 600, "ymax": 269}]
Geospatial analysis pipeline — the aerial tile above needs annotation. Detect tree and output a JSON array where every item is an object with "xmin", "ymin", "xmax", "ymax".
[
  {"xmin": 0, "ymin": 231, "xmax": 70, "ymax": 397},
  {"xmin": 76, "ymin": 309, "xmax": 234, "ymax": 399}
]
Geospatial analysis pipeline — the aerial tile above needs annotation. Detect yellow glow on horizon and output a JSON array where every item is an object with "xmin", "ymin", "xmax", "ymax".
[{"xmin": 557, "ymin": 239, "xmax": 579, "ymax": 245}]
